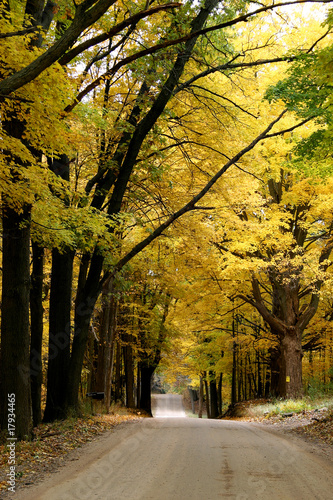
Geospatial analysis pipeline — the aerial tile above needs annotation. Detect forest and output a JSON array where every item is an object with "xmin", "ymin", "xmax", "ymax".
[{"xmin": 1, "ymin": 0, "xmax": 333, "ymax": 441}]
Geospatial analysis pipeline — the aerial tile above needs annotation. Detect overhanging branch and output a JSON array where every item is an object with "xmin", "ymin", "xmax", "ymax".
[{"xmin": 100, "ymin": 109, "xmax": 290, "ymax": 287}]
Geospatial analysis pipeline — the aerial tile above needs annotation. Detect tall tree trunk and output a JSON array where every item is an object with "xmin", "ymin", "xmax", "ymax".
[
  {"xmin": 139, "ymin": 364, "xmax": 155, "ymax": 416},
  {"xmin": 198, "ymin": 376, "xmax": 203, "ymax": 418},
  {"xmin": 95, "ymin": 283, "xmax": 113, "ymax": 393},
  {"xmin": 269, "ymin": 348, "xmax": 280, "ymax": 397},
  {"xmin": 1, "ymin": 1, "xmax": 57, "ymax": 429},
  {"xmin": 66, "ymin": 251, "xmax": 103, "ymax": 412},
  {"xmin": 30, "ymin": 242, "xmax": 44, "ymax": 427},
  {"xmin": 136, "ymin": 363, "xmax": 141, "ymax": 409},
  {"xmin": 105, "ymin": 298, "xmax": 118, "ymax": 412},
  {"xmin": 67, "ymin": 296, "xmax": 99, "ymax": 413},
  {"xmin": 209, "ymin": 376, "xmax": 218, "ymax": 419},
  {"xmin": 43, "ymin": 247, "xmax": 75, "ymax": 422},
  {"xmin": 257, "ymin": 350, "xmax": 263, "ymax": 398},
  {"xmin": 0, "ymin": 204, "xmax": 32, "ymax": 439},
  {"xmin": 43, "ymin": 153, "xmax": 75, "ymax": 422},
  {"xmin": 124, "ymin": 335, "xmax": 135, "ymax": 408},
  {"xmin": 114, "ymin": 339, "xmax": 122, "ymax": 403},
  {"xmin": 217, "ymin": 373, "xmax": 223, "ymax": 415},
  {"xmin": 204, "ymin": 373, "xmax": 210, "ymax": 419},
  {"xmin": 279, "ymin": 329, "xmax": 303, "ymax": 398},
  {"xmin": 264, "ymin": 364, "xmax": 270, "ymax": 398},
  {"xmin": 231, "ymin": 335, "xmax": 237, "ymax": 404}
]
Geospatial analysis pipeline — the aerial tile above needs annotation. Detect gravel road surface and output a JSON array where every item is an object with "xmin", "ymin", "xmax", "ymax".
[{"xmin": 13, "ymin": 395, "xmax": 333, "ymax": 500}]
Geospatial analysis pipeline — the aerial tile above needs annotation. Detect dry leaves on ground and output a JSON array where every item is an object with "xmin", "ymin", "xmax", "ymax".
[
  {"xmin": 0, "ymin": 411, "xmax": 143, "ymax": 496},
  {"xmin": 292, "ymin": 413, "xmax": 333, "ymax": 445},
  {"xmin": 253, "ymin": 408, "xmax": 333, "ymax": 445}
]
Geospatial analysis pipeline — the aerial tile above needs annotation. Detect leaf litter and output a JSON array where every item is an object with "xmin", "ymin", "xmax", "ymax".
[{"xmin": 0, "ymin": 410, "xmax": 144, "ymax": 497}]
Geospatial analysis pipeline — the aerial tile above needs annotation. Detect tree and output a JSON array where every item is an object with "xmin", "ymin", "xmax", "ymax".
[
  {"xmin": 210, "ymin": 170, "xmax": 333, "ymax": 398},
  {"xmin": 2, "ymin": 0, "xmax": 333, "ymax": 436},
  {"xmin": 0, "ymin": 0, "xmax": 185, "ymax": 430}
]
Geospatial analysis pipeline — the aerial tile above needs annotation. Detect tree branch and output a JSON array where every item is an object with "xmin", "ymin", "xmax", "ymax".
[
  {"xmin": 100, "ymin": 109, "xmax": 290, "ymax": 287},
  {"xmin": 1, "ymin": 1, "xmax": 333, "ymax": 97},
  {"xmin": 0, "ymin": 0, "xmax": 119, "ymax": 96},
  {"xmin": 0, "ymin": 26, "xmax": 38, "ymax": 39},
  {"xmin": 59, "ymin": 3, "xmax": 181, "ymax": 66}
]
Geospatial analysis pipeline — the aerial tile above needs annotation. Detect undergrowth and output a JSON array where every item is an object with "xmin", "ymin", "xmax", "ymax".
[{"xmin": 249, "ymin": 395, "xmax": 333, "ymax": 418}]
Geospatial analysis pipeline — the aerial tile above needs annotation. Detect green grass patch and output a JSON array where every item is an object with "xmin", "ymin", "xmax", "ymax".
[{"xmin": 249, "ymin": 396, "xmax": 333, "ymax": 418}]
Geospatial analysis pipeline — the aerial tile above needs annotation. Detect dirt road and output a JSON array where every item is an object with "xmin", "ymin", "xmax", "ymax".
[
  {"xmin": 152, "ymin": 393, "xmax": 186, "ymax": 417},
  {"xmin": 14, "ymin": 395, "xmax": 333, "ymax": 500}
]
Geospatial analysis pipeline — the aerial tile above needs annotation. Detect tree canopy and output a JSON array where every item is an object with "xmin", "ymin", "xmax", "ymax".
[{"xmin": 1, "ymin": 0, "xmax": 333, "ymax": 438}]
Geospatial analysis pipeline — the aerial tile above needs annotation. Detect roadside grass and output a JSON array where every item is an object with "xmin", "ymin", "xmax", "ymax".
[{"xmin": 248, "ymin": 395, "xmax": 333, "ymax": 418}]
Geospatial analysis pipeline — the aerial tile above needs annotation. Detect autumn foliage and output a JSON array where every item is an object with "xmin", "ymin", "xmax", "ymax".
[{"xmin": 1, "ymin": 0, "xmax": 333, "ymax": 440}]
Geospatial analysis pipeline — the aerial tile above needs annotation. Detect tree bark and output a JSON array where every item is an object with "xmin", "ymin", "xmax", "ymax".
[
  {"xmin": 0, "ymin": 0, "xmax": 118, "ymax": 96},
  {"xmin": 204, "ymin": 374, "xmax": 210, "ymax": 419},
  {"xmin": 209, "ymin": 376, "xmax": 218, "ymax": 419},
  {"xmin": 30, "ymin": 242, "xmax": 44, "ymax": 427},
  {"xmin": 198, "ymin": 376, "xmax": 204, "ymax": 418},
  {"xmin": 66, "ymin": 249, "xmax": 103, "ymax": 412},
  {"xmin": 105, "ymin": 298, "xmax": 117, "ymax": 412},
  {"xmin": 114, "ymin": 339, "xmax": 122, "ymax": 403},
  {"xmin": 43, "ymin": 153, "xmax": 75, "ymax": 422},
  {"xmin": 43, "ymin": 247, "xmax": 75, "ymax": 421},
  {"xmin": 0, "ymin": 204, "xmax": 32, "ymax": 439},
  {"xmin": 124, "ymin": 334, "xmax": 135, "ymax": 408},
  {"xmin": 269, "ymin": 348, "xmax": 280, "ymax": 397},
  {"xmin": 217, "ymin": 373, "xmax": 223, "ymax": 415},
  {"xmin": 279, "ymin": 329, "xmax": 303, "ymax": 399},
  {"xmin": 94, "ymin": 283, "xmax": 113, "ymax": 393},
  {"xmin": 139, "ymin": 364, "xmax": 155, "ymax": 416}
]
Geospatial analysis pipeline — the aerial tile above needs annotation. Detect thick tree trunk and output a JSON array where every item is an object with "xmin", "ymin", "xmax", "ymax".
[
  {"xmin": 114, "ymin": 339, "xmax": 122, "ymax": 403},
  {"xmin": 43, "ymin": 153, "xmax": 75, "ymax": 421},
  {"xmin": 66, "ymin": 250, "xmax": 103, "ymax": 413},
  {"xmin": 30, "ymin": 242, "xmax": 44, "ymax": 427},
  {"xmin": 66, "ymin": 295, "xmax": 98, "ymax": 412},
  {"xmin": 139, "ymin": 364, "xmax": 155, "ymax": 416},
  {"xmin": 43, "ymin": 247, "xmax": 75, "ymax": 422},
  {"xmin": 269, "ymin": 348, "xmax": 280, "ymax": 397},
  {"xmin": 124, "ymin": 336, "xmax": 135, "ymax": 408},
  {"xmin": 95, "ymin": 284, "xmax": 113, "ymax": 393},
  {"xmin": 105, "ymin": 298, "xmax": 117, "ymax": 412},
  {"xmin": 0, "ymin": 204, "xmax": 32, "ymax": 439},
  {"xmin": 209, "ymin": 376, "xmax": 218, "ymax": 419},
  {"xmin": 279, "ymin": 329, "xmax": 303, "ymax": 399}
]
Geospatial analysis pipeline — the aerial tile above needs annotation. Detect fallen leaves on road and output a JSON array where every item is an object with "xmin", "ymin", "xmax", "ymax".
[
  {"xmin": 0, "ymin": 410, "xmax": 143, "ymax": 495},
  {"xmin": 250, "ymin": 407, "xmax": 333, "ymax": 445},
  {"xmin": 292, "ymin": 411, "xmax": 333, "ymax": 445},
  {"xmin": 222, "ymin": 400, "xmax": 333, "ymax": 446}
]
